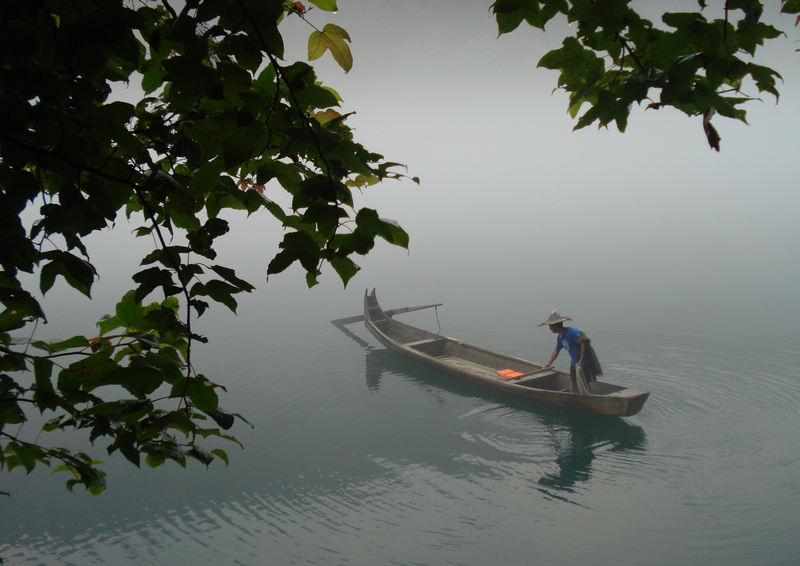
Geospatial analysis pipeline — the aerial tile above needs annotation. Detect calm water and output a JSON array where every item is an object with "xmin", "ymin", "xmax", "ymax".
[
  {"xmin": 2, "ymin": 277, "xmax": 799, "ymax": 566},
  {"xmin": 4, "ymin": 1, "xmax": 799, "ymax": 562}
]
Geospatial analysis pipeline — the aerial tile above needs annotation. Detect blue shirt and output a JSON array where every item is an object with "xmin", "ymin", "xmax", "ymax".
[{"xmin": 556, "ymin": 327, "xmax": 583, "ymax": 366}]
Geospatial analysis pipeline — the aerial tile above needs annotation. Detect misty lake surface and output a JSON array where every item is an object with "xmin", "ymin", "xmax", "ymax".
[
  {"xmin": 4, "ymin": 0, "xmax": 800, "ymax": 562},
  {"xmin": 2, "ymin": 274, "xmax": 799, "ymax": 566}
]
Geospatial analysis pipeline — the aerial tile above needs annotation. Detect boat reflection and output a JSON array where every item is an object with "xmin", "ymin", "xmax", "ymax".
[{"xmin": 355, "ymin": 339, "xmax": 647, "ymax": 494}]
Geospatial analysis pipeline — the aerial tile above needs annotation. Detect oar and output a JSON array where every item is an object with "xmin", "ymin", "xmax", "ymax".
[
  {"xmin": 514, "ymin": 367, "xmax": 558, "ymax": 379},
  {"xmin": 331, "ymin": 303, "xmax": 443, "ymax": 325}
]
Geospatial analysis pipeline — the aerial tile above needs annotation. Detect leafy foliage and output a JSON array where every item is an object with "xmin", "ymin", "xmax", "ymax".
[
  {"xmin": 492, "ymin": 0, "xmax": 800, "ymax": 150},
  {"xmin": 0, "ymin": 0, "xmax": 415, "ymax": 494}
]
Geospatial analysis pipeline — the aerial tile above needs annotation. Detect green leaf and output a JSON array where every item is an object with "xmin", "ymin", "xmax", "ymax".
[
  {"xmin": 308, "ymin": 0, "xmax": 338, "ymax": 11},
  {"xmin": 187, "ymin": 447, "xmax": 215, "ymax": 466},
  {"xmin": 267, "ymin": 231, "xmax": 322, "ymax": 276},
  {"xmin": 292, "ymin": 175, "xmax": 347, "ymax": 208},
  {"xmin": 216, "ymin": 61, "xmax": 253, "ymax": 95},
  {"xmin": 32, "ymin": 335, "xmax": 90, "ymax": 354},
  {"xmin": 745, "ymin": 63, "xmax": 781, "ymax": 99},
  {"xmin": 220, "ymin": 35, "xmax": 263, "ymax": 71},
  {"xmin": 330, "ymin": 255, "xmax": 360, "ymax": 286},
  {"xmin": 194, "ymin": 427, "xmax": 244, "ymax": 448},
  {"xmin": 0, "ymin": 309, "xmax": 28, "ymax": 333},
  {"xmin": 182, "ymin": 376, "xmax": 219, "ymax": 415},
  {"xmin": 300, "ymin": 204, "xmax": 342, "ymax": 241},
  {"xmin": 162, "ymin": 56, "xmax": 220, "ymax": 97},
  {"xmin": 145, "ymin": 451, "xmax": 167, "ymax": 468},
  {"xmin": 103, "ymin": 364, "xmax": 165, "ymax": 398},
  {"xmin": 118, "ymin": 399, "xmax": 154, "ymax": 425},
  {"xmin": 51, "ymin": 451, "xmax": 107, "ymax": 494},
  {"xmin": 211, "ymin": 448, "xmax": 230, "ymax": 466},
  {"xmin": 31, "ymin": 358, "xmax": 60, "ymax": 412},
  {"xmin": 133, "ymin": 267, "xmax": 180, "ymax": 303},
  {"xmin": 97, "ymin": 315, "xmax": 125, "ymax": 336},
  {"xmin": 222, "ymin": 123, "xmax": 266, "ymax": 168},
  {"xmin": 210, "ymin": 408, "xmax": 235, "ymax": 430},
  {"xmin": 188, "ymin": 157, "xmax": 226, "ymax": 197},
  {"xmin": 56, "ymin": 348, "xmax": 119, "ymax": 392},
  {"xmin": 33, "ymin": 357, "xmax": 55, "ymax": 393},
  {"xmin": 108, "ymin": 431, "xmax": 141, "ymax": 467},
  {"xmin": 492, "ymin": 0, "xmax": 567, "ymax": 33},
  {"xmin": 308, "ymin": 24, "xmax": 353, "ymax": 73},
  {"xmin": 0, "ymin": 350, "xmax": 26, "ymax": 372},
  {"xmin": 132, "ymin": 332, "xmax": 160, "ymax": 350},
  {"xmin": 116, "ymin": 290, "xmax": 148, "ymax": 328},
  {"xmin": 141, "ymin": 67, "xmax": 166, "ymax": 94},
  {"xmin": 6, "ymin": 442, "xmax": 44, "ymax": 474},
  {"xmin": 782, "ymin": 0, "xmax": 800, "ymax": 13},
  {"xmin": 44, "ymin": 414, "xmax": 74, "ymax": 432},
  {"xmin": 190, "ymin": 279, "xmax": 241, "ymax": 313},
  {"xmin": 189, "ymin": 299, "xmax": 209, "ymax": 318},
  {"xmin": 492, "ymin": 0, "xmax": 543, "ymax": 34},
  {"xmin": 331, "ymin": 231, "xmax": 374, "ymax": 256},
  {"xmin": 256, "ymin": 160, "xmax": 303, "ymax": 190},
  {"xmin": 0, "ymin": 376, "xmax": 25, "ymax": 426},
  {"xmin": 0, "ymin": 288, "xmax": 45, "ymax": 320},
  {"xmin": 187, "ymin": 218, "xmax": 230, "ymax": 260},
  {"xmin": 88, "ymin": 478, "xmax": 106, "ymax": 496},
  {"xmin": 355, "ymin": 208, "xmax": 409, "ymax": 249},
  {"xmin": 210, "ymin": 265, "xmax": 255, "ymax": 292}
]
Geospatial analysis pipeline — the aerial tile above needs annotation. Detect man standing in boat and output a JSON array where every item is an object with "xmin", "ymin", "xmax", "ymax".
[{"xmin": 539, "ymin": 310, "xmax": 601, "ymax": 394}]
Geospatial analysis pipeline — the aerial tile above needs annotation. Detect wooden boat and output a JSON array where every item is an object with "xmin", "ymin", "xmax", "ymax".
[{"xmin": 359, "ymin": 289, "xmax": 649, "ymax": 417}]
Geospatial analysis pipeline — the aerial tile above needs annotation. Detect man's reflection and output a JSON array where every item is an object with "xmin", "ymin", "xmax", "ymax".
[{"xmin": 358, "ymin": 344, "xmax": 646, "ymax": 493}]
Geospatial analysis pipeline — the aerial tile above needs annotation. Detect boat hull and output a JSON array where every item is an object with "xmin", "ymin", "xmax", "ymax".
[{"xmin": 363, "ymin": 290, "xmax": 649, "ymax": 417}]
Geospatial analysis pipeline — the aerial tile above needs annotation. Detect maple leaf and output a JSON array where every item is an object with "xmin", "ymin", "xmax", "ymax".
[
  {"xmin": 313, "ymin": 109, "xmax": 342, "ymax": 125},
  {"xmin": 308, "ymin": 24, "xmax": 353, "ymax": 73}
]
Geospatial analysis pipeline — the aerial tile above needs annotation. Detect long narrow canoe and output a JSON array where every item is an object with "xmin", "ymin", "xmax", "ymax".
[{"xmin": 362, "ymin": 289, "xmax": 649, "ymax": 417}]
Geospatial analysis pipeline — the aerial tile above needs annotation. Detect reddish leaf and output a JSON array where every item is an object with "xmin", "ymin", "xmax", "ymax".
[{"xmin": 703, "ymin": 108, "xmax": 721, "ymax": 152}]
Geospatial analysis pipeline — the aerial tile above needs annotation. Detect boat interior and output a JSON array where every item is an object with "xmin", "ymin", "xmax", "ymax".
[{"xmin": 370, "ymin": 318, "xmax": 624, "ymax": 395}]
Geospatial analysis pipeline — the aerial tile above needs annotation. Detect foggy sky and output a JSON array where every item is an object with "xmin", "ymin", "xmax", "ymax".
[
  {"xmin": 263, "ymin": 0, "xmax": 800, "ymax": 323},
  {"xmin": 48, "ymin": 0, "xmax": 800, "ymax": 337}
]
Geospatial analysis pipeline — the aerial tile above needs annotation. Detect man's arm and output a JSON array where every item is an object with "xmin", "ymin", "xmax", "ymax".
[{"xmin": 543, "ymin": 347, "xmax": 560, "ymax": 369}]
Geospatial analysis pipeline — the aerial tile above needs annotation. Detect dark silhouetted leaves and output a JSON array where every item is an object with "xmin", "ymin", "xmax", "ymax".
[{"xmin": 498, "ymin": 0, "xmax": 799, "ymax": 149}]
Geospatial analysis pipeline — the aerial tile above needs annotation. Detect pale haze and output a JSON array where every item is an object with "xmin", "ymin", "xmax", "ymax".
[
  {"xmin": 53, "ymin": 0, "xmax": 800, "ymax": 328},
  {"xmin": 252, "ymin": 0, "xmax": 800, "ymax": 322},
  {"xmin": 4, "ymin": 2, "xmax": 800, "ymax": 565}
]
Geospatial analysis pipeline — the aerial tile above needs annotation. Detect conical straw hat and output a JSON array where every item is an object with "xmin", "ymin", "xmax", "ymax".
[{"xmin": 537, "ymin": 309, "xmax": 572, "ymax": 326}]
